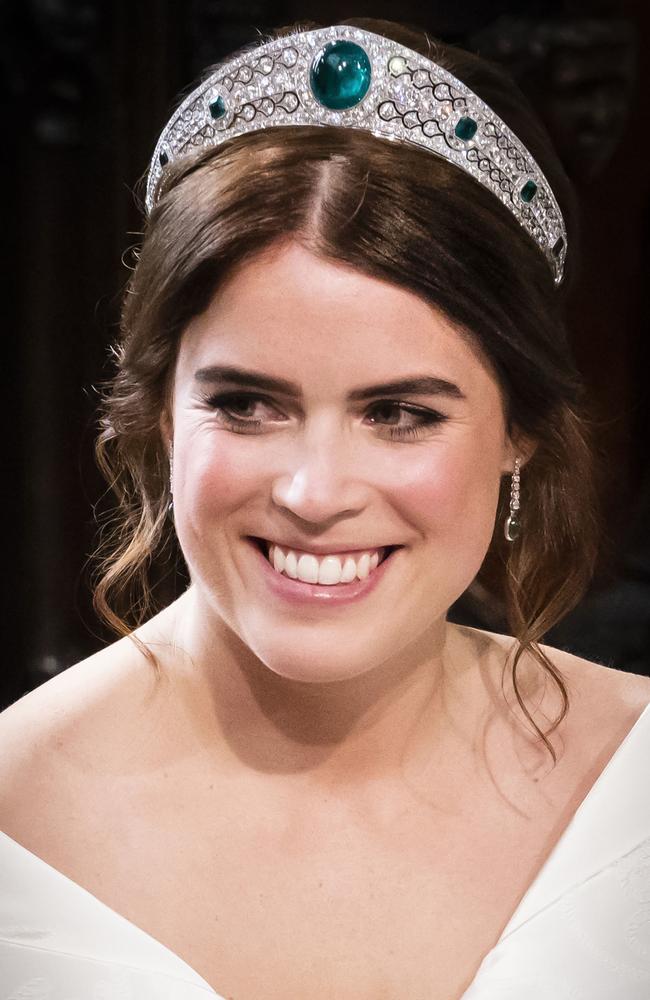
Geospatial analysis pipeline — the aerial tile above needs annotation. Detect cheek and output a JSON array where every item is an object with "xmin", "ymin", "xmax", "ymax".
[
  {"xmin": 180, "ymin": 432, "xmax": 261, "ymax": 516},
  {"xmin": 391, "ymin": 438, "xmax": 503, "ymax": 541}
]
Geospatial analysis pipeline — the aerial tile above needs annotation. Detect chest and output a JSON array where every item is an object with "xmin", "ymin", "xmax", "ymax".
[{"xmin": 57, "ymin": 778, "xmax": 572, "ymax": 1000}]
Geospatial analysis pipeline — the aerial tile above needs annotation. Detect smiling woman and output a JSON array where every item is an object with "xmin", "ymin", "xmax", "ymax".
[
  {"xmin": 1, "ymin": 14, "xmax": 649, "ymax": 1000},
  {"xmin": 95, "ymin": 26, "xmax": 594, "ymax": 760},
  {"xmin": 161, "ymin": 243, "xmax": 516, "ymax": 678}
]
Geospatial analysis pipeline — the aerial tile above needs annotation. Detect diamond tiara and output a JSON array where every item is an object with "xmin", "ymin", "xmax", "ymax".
[{"xmin": 146, "ymin": 24, "xmax": 568, "ymax": 284}]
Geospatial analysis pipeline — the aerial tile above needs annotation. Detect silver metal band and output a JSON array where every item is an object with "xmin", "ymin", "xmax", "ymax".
[{"xmin": 146, "ymin": 25, "xmax": 568, "ymax": 284}]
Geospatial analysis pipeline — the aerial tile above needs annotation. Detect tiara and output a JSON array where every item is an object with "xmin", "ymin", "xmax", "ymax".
[{"xmin": 146, "ymin": 25, "xmax": 568, "ymax": 284}]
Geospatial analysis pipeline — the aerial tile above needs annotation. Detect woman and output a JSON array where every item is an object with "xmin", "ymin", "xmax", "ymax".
[{"xmin": 1, "ymin": 17, "xmax": 649, "ymax": 999}]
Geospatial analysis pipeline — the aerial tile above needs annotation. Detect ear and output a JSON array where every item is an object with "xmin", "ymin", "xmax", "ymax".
[{"xmin": 501, "ymin": 428, "xmax": 537, "ymax": 475}]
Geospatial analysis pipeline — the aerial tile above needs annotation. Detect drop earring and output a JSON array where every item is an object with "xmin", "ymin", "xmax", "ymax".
[
  {"xmin": 168, "ymin": 444, "xmax": 174, "ymax": 513},
  {"xmin": 504, "ymin": 457, "xmax": 521, "ymax": 542}
]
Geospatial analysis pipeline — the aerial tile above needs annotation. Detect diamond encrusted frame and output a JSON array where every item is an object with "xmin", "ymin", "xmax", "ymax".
[{"xmin": 146, "ymin": 25, "xmax": 567, "ymax": 284}]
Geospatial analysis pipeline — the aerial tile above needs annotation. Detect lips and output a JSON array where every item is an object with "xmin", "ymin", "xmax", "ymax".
[{"xmin": 246, "ymin": 535, "xmax": 402, "ymax": 605}]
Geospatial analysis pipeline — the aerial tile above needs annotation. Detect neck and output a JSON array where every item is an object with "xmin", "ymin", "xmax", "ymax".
[{"xmin": 139, "ymin": 587, "xmax": 518, "ymax": 797}]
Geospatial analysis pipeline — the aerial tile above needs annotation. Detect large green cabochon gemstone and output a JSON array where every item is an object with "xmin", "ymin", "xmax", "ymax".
[{"xmin": 310, "ymin": 40, "xmax": 371, "ymax": 110}]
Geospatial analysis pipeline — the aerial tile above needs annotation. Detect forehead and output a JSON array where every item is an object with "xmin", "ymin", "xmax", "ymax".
[{"xmin": 176, "ymin": 241, "xmax": 500, "ymax": 401}]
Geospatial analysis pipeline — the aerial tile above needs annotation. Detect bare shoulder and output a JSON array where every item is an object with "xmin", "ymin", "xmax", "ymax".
[
  {"xmin": 0, "ymin": 597, "xmax": 183, "ymax": 756},
  {"xmin": 0, "ymin": 634, "xmax": 158, "ymax": 749},
  {"xmin": 457, "ymin": 622, "xmax": 650, "ymax": 748},
  {"xmin": 534, "ymin": 636, "xmax": 650, "ymax": 716},
  {"xmin": 0, "ymin": 627, "xmax": 171, "ymax": 846},
  {"xmin": 478, "ymin": 623, "xmax": 647, "ymax": 695}
]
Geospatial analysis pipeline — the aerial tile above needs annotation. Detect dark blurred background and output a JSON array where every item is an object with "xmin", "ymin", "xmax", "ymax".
[{"xmin": 3, "ymin": 0, "xmax": 649, "ymax": 711}]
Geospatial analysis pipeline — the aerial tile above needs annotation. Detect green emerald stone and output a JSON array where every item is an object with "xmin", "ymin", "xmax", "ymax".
[
  {"xmin": 455, "ymin": 116, "xmax": 478, "ymax": 141},
  {"xmin": 310, "ymin": 40, "xmax": 371, "ymax": 110},
  {"xmin": 159, "ymin": 150, "xmax": 169, "ymax": 167},
  {"xmin": 209, "ymin": 95, "xmax": 226, "ymax": 120},
  {"xmin": 520, "ymin": 180, "xmax": 538, "ymax": 203},
  {"xmin": 504, "ymin": 513, "xmax": 521, "ymax": 542}
]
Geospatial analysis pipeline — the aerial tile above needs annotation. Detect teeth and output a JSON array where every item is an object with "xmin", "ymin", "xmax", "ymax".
[
  {"xmin": 284, "ymin": 551, "xmax": 298, "ymax": 579},
  {"xmin": 297, "ymin": 553, "xmax": 319, "ymax": 584},
  {"xmin": 266, "ymin": 543, "xmax": 383, "ymax": 585},
  {"xmin": 272, "ymin": 546, "xmax": 286, "ymax": 574},
  {"xmin": 340, "ymin": 556, "xmax": 358, "ymax": 584}
]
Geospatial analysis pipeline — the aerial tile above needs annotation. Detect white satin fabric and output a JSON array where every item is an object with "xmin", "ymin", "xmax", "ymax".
[{"xmin": 1, "ymin": 704, "xmax": 649, "ymax": 999}]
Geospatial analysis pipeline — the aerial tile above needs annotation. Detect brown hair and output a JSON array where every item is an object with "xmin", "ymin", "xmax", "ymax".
[{"xmin": 93, "ymin": 18, "xmax": 601, "ymax": 763}]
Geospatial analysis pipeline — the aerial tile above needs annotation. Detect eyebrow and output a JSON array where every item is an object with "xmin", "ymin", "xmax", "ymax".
[{"xmin": 193, "ymin": 365, "xmax": 466, "ymax": 401}]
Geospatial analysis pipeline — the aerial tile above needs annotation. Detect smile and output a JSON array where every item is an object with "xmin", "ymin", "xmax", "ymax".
[
  {"xmin": 262, "ymin": 539, "xmax": 396, "ymax": 586},
  {"xmin": 247, "ymin": 537, "xmax": 402, "ymax": 604}
]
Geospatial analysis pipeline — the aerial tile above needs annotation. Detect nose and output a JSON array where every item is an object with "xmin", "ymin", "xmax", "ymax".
[{"xmin": 270, "ymin": 421, "xmax": 370, "ymax": 526}]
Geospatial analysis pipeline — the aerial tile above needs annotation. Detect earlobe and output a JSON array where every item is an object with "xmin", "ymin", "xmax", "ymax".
[
  {"xmin": 519, "ymin": 439, "xmax": 538, "ymax": 470},
  {"xmin": 503, "ymin": 432, "xmax": 537, "ymax": 475}
]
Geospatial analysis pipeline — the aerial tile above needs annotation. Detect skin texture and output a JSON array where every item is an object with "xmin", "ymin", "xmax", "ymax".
[{"xmin": 160, "ymin": 238, "xmax": 535, "ymax": 787}]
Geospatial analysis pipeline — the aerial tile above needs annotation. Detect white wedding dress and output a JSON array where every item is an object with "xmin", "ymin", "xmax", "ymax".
[{"xmin": 2, "ymin": 704, "xmax": 650, "ymax": 999}]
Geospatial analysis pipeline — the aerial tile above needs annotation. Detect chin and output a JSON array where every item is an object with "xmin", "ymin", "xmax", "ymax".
[
  {"xmin": 268, "ymin": 655, "xmax": 380, "ymax": 686},
  {"xmin": 242, "ymin": 637, "xmax": 391, "ymax": 686}
]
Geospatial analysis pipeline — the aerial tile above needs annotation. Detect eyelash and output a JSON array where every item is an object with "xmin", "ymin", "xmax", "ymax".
[{"xmin": 202, "ymin": 391, "xmax": 449, "ymax": 440}]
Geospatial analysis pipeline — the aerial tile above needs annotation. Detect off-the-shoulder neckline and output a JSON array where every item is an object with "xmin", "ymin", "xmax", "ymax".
[{"xmin": 2, "ymin": 702, "xmax": 649, "ymax": 997}]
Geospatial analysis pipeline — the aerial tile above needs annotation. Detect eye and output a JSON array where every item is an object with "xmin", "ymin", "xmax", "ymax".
[
  {"xmin": 210, "ymin": 393, "xmax": 263, "ymax": 419},
  {"xmin": 201, "ymin": 391, "xmax": 449, "ymax": 440},
  {"xmin": 202, "ymin": 391, "xmax": 282, "ymax": 432},
  {"xmin": 366, "ymin": 401, "xmax": 449, "ymax": 440}
]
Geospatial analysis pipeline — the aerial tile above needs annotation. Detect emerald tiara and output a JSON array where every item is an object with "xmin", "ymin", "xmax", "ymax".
[{"xmin": 146, "ymin": 25, "xmax": 568, "ymax": 285}]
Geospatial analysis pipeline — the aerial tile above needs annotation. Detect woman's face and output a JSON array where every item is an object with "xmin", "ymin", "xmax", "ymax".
[{"xmin": 167, "ymin": 241, "xmax": 519, "ymax": 683}]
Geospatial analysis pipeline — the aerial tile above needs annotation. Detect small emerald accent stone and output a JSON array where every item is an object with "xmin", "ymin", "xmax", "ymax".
[
  {"xmin": 520, "ymin": 180, "xmax": 538, "ymax": 203},
  {"xmin": 310, "ymin": 40, "xmax": 371, "ymax": 110},
  {"xmin": 209, "ymin": 95, "xmax": 226, "ymax": 120},
  {"xmin": 552, "ymin": 236, "xmax": 565, "ymax": 256},
  {"xmin": 159, "ymin": 150, "xmax": 169, "ymax": 167},
  {"xmin": 455, "ymin": 116, "xmax": 477, "ymax": 141}
]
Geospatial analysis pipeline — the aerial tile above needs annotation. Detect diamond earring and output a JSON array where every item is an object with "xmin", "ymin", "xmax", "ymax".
[
  {"xmin": 504, "ymin": 457, "xmax": 521, "ymax": 542},
  {"xmin": 168, "ymin": 444, "xmax": 174, "ymax": 513}
]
